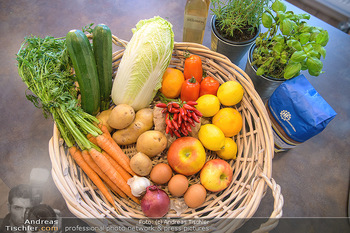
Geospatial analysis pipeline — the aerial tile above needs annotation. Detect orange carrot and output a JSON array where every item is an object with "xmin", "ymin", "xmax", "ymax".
[
  {"xmin": 69, "ymin": 146, "xmax": 117, "ymax": 209},
  {"xmin": 89, "ymin": 148, "xmax": 139, "ymax": 204},
  {"xmin": 102, "ymin": 151, "xmax": 132, "ymax": 182},
  {"xmin": 87, "ymin": 134, "xmax": 98, "ymax": 146},
  {"xmin": 95, "ymin": 134, "xmax": 135, "ymax": 176},
  {"xmin": 81, "ymin": 150, "xmax": 126, "ymax": 198}
]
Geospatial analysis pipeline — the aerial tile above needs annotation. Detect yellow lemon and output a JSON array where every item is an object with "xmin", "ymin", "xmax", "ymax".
[
  {"xmin": 198, "ymin": 124, "xmax": 225, "ymax": 151},
  {"xmin": 195, "ymin": 94, "xmax": 221, "ymax": 117},
  {"xmin": 216, "ymin": 137, "xmax": 238, "ymax": 160},
  {"xmin": 212, "ymin": 108, "xmax": 243, "ymax": 137},
  {"xmin": 217, "ymin": 81, "xmax": 244, "ymax": 106}
]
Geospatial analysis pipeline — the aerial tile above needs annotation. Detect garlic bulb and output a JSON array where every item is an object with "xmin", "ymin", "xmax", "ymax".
[{"xmin": 127, "ymin": 175, "xmax": 151, "ymax": 197}]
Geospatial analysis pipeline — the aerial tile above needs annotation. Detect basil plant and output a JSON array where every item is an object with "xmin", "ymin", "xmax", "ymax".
[{"xmin": 252, "ymin": 0, "xmax": 329, "ymax": 79}]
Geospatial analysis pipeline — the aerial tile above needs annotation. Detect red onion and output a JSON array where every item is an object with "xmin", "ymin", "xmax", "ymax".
[{"xmin": 141, "ymin": 186, "xmax": 170, "ymax": 218}]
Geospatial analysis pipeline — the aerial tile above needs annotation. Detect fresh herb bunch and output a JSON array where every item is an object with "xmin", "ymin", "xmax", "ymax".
[
  {"xmin": 252, "ymin": 0, "xmax": 329, "ymax": 79},
  {"xmin": 211, "ymin": 0, "xmax": 270, "ymax": 37}
]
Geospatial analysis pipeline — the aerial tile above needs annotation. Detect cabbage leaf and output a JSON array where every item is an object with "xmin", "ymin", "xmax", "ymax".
[{"xmin": 111, "ymin": 16, "xmax": 174, "ymax": 110}]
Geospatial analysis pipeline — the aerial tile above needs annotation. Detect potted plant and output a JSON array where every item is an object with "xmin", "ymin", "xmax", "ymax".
[
  {"xmin": 245, "ymin": 0, "xmax": 329, "ymax": 101},
  {"xmin": 210, "ymin": 0, "xmax": 271, "ymax": 64}
]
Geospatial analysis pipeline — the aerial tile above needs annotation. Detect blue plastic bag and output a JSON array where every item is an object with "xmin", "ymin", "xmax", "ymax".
[{"xmin": 267, "ymin": 75, "xmax": 337, "ymax": 151}]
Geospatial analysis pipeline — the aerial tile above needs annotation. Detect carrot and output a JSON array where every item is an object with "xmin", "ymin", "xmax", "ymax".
[
  {"xmin": 81, "ymin": 150, "xmax": 126, "ymax": 198},
  {"xmin": 89, "ymin": 148, "xmax": 140, "ymax": 204},
  {"xmin": 102, "ymin": 151, "xmax": 132, "ymax": 182},
  {"xmin": 87, "ymin": 133, "xmax": 98, "ymax": 146},
  {"xmin": 95, "ymin": 133, "xmax": 135, "ymax": 176},
  {"xmin": 69, "ymin": 146, "xmax": 117, "ymax": 209}
]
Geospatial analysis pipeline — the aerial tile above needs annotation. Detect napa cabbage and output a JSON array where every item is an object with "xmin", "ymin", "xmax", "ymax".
[{"xmin": 111, "ymin": 16, "xmax": 174, "ymax": 110}]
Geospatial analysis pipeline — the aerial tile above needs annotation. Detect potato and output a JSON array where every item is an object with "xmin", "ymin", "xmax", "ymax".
[
  {"xmin": 112, "ymin": 108, "xmax": 153, "ymax": 145},
  {"xmin": 96, "ymin": 109, "xmax": 113, "ymax": 133},
  {"xmin": 107, "ymin": 104, "xmax": 135, "ymax": 129},
  {"xmin": 136, "ymin": 130, "xmax": 167, "ymax": 157},
  {"xmin": 130, "ymin": 152, "xmax": 153, "ymax": 176}
]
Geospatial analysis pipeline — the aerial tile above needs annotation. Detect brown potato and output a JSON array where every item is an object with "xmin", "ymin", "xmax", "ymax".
[
  {"xmin": 112, "ymin": 108, "xmax": 153, "ymax": 145},
  {"xmin": 107, "ymin": 104, "xmax": 135, "ymax": 129},
  {"xmin": 130, "ymin": 152, "xmax": 153, "ymax": 176},
  {"xmin": 136, "ymin": 130, "xmax": 167, "ymax": 157}
]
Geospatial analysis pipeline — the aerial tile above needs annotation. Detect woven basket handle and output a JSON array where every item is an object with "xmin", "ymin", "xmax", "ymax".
[{"xmin": 252, "ymin": 173, "xmax": 284, "ymax": 233}]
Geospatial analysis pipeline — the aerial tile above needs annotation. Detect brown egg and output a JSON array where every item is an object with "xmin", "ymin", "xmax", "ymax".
[
  {"xmin": 150, "ymin": 163, "xmax": 173, "ymax": 184},
  {"xmin": 168, "ymin": 174, "xmax": 189, "ymax": 197},
  {"xmin": 184, "ymin": 184, "xmax": 207, "ymax": 208}
]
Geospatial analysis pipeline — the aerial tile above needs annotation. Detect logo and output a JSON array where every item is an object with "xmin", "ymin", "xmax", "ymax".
[{"xmin": 280, "ymin": 110, "xmax": 296, "ymax": 132}]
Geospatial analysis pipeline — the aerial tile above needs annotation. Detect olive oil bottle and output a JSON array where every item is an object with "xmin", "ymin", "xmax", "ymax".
[{"xmin": 183, "ymin": 0, "xmax": 210, "ymax": 44}]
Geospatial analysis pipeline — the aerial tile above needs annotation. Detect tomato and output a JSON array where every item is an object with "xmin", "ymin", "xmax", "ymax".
[
  {"xmin": 183, "ymin": 54, "xmax": 203, "ymax": 83},
  {"xmin": 180, "ymin": 77, "xmax": 200, "ymax": 102},
  {"xmin": 199, "ymin": 76, "xmax": 220, "ymax": 96}
]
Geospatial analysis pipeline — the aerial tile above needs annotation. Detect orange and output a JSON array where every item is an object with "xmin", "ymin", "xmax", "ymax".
[
  {"xmin": 160, "ymin": 67, "xmax": 185, "ymax": 98},
  {"xmin": 212, "ymin": 108, "xmax": 243, "ymax": 137}
]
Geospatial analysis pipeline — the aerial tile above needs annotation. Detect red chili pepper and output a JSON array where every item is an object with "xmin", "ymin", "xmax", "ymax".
[
  {"xmin": 187, "ymin": 117, "xmax": 195, "ymax": 127},
  {"xmin": 199, "ymin": 76, "xmax": 220, "ymax": 97},
  {"xmin": 180, "ymin": 77, "xmax": 200, "ymax": 102},
  {"xmin": 183, "ymin": 103, "xmax": 197, "ymax": 111},
  {"xmin": 186, "ymin": 101, "xmax": 198, "ymax": 106},
  {"xmin": 178, "ymin": 113, "xmax": 182, "ymax": 125},
  {"xmin": 172, "ymin": 119, "xmax": 179, "ymax": 130},
  {"xmin": 174, "ymin": 130, "xmax": 181, "ymax": 138},
  {"xmin": 191, "ymin": 111, "xmax": 200, "ymax": 123},
  {"xmin": 180, "ymin": 127, "xmax": 188, "ymax": 136},
  {"xmin": 171, "ymin": 102, "xmax": 180, "ymax": 108},
  {"xmin": 161, "ymin": 108, "xmax": 168, "ymax": 114},
  {"xmin": 193, "ymin": 108, "xmax": 203, "ymax": 117},
  {"xmin": 169, "ymin": 128, "xmax": 174, "ymax": 137},
  {"xmin": 173, "ymin": 113, "xmax": 178, "ymax": 121},
  {"xmin": 156, "ymin": 102, "xmax": 167, "ymax": 108},
  {"xmin": 168, "ymin": 104, "xmax": 173, "ymax": 113},
  {"xmin": 166, "ymin": 125, "xmax": 170, "ymax": 134},
  {"xmin": 170, "ymin": 108, "xmax": 180, "ymax": 113}
]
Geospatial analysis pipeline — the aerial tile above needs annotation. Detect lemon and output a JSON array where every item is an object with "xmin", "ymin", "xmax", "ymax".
[
  {"xmin": 216, "ymin": 137, "xmax": 237, "ymax": 160},
  {"xmin": 198, "ymin": 124, "xmax": 225, "ymax": 151},
  {"xmin": 217, "ymin": 81, "xmax": 244, "ymax": 106},
  {"xmin": 212, "ymin": 108, "xmax": 243, "ymax": 137},
  {"xmin": 195, "ymin": 94, "xmax": 221, "ymax": 117}
]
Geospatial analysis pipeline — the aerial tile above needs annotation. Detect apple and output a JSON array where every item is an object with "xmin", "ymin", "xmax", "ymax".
[
  {"xmin": 200, "ymin": 159, "xmax": 233, "ymax": 192},
  {"xmin": 167, "ymin": 137, "xmax": 206, "ymax": 176}
]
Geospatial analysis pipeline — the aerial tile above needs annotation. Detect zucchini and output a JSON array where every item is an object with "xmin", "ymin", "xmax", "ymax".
[
  {"xmin": 66, "ymin": 29, "xmax": 100, "ymax": 115},
  {"xmin": 93, "ymin": 24, "xmax": 112, "ymax": 111}
]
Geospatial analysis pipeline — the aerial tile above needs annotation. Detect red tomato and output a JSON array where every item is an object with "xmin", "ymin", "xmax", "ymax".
[
  {"xmin": 180, "ymin": 77, "xmax": 200, "ymax": 102},
  {"xmin": 199, "ymin": 76, "xmax": 220, "ymax": 96},
  {"xmin": 183, "ymin": 54, "xmax": 203, "ymax": 83}
]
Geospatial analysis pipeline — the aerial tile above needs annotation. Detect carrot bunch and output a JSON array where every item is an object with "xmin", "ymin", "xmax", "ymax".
[{"xmin": 16, "ymin": 36, "xmax": 138, "ymax": 209}]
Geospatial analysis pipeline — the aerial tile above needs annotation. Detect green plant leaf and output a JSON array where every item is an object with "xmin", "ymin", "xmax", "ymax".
[
  {"xmin": 287, "ymin": 39, "xmax": 302, "ymax": 51},
  {"xmin": 284, "ymin": 62, "xmax": 301, "ymax": 79},
  {"xmin": 281, "ymin": 19, "xmax": 293, "ymax": 35},
  {"xmin": 272, "ymin": 0, "xmax": 286, "ymax": 13},
  {"xmin": 256, "ymin": 66, "xmax": 265, "ymax": 76},
  {"xmin": 315, "ymin": 30, "xmax": 329, "ymax": 46},
  {"xmin": 313, "ymin": 44, "xmax": 326, "ymax": 58},
  {"xmin": 262, "ymin": 12, "xmax": 273, "ymax": 28},
  {"xmin": 306, "ymin": 57, "xmax": 323, "ymax": 76},
  {"xmin": 273, "ymin": 42, "xmax": 283, "ymax": 53},
  {"xmin": 273, "ymin": 35, "xmax": 284, "ymax": 43},
  {"xmin": 291, "ymin": 51, "xmax": 307, "ymax": 62},
  {"xmin": 299, "ymin": 32, "xmax": 310, "ymax": 45}
]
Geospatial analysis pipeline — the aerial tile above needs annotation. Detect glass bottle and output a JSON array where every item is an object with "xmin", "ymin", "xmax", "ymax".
[{"xmin": 183, "ymin": 0, "xmax": 210, "ymax": 44}]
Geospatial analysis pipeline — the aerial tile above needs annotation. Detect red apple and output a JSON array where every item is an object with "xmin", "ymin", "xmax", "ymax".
[
  {"xmin": 200, "ymin": 159, "xmax": 233, "ymax": 192},
  {"xmin": 167, "ymin": 137, "xmax": 206, "ymax": 176}
]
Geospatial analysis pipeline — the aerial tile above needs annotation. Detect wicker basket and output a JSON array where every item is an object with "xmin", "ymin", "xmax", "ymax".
[{"xmin": 49, "ymin": 35, "xmax": 283, "ymax": 233}]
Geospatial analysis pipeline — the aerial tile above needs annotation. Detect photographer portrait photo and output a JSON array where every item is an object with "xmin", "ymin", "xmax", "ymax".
[{"xmin": 0, "ymin": 184, "xmax": 60, "ymax": 233}]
